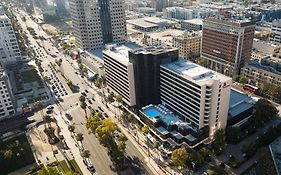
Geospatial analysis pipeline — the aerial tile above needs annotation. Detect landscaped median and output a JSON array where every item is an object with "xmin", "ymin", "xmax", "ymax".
[{"xmin": 25, "ymin": 159, "xmax": 83, "ymax": 175}]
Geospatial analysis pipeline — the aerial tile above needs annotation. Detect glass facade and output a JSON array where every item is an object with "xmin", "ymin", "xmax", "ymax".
[{"xmin": 98, "ymin": 0, "xmax": 113, "ymax": 44}]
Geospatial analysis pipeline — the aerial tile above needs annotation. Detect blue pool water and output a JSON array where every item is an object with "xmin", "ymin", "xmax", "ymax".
[{"xmin": 144, "ymin": 108, "xmax": 161, "ymax": 119}]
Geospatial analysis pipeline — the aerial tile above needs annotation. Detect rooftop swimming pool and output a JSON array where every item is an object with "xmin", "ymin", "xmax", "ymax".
[
  {"xmin": 144, "ymin": 108, "xmax": 162, "ymax": 119},
  {"xmin": 143, "ymin": 106, "xmax": 180, "ymax": 125}
]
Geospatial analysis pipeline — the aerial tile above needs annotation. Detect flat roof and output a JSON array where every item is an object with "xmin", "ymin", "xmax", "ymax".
[
  {"xmin": 183, "ymin": 18, "xmax": 203, "ymax": 25},
  {"xmin": 161, "ymin": 59, "xmax": 231, "ymax": 83},
  {"xmin": 270, "ymin": 136, "xmax": 281, "ymax": 175},
  {"xmin": 127, "ymin": 18, "xmax": 159, "ymax": 28},
  {"xmin": 144, "ymin": 17, "xmax": 177, "ymax": 25},
  {"xmin": 103, "ymin": 43, "xmax": 142, "ymax": 64},
  {"xmin": 203, "ymin": 18, "xmax": 254, "ymax": 27},
  {"xmin": 131, "ymin": 45, "xmax": 177, "ymax": 55},
  {"xmin": 228, "ymin": 89, "xmax": 254, "ymax": 118}
]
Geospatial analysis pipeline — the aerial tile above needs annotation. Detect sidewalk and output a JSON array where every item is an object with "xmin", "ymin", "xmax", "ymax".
[
  {"xmin": 89, "ymin": 88, "xmax": 169, "ymax": 175},
  {"xmin": 53, "ymin": 108, "xmax": 91, "ymax": 175}
]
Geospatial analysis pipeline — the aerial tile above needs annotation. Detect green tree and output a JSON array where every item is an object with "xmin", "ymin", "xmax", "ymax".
[
  {"xmin": 142, "ymin": 125, "xmax": 150, "ymax": 155},
  {"xmin": 81, "ymin": 149, "xmax": 91, "ymax": 160},
  {"xmin": 79, "ymin": 95, "xmax": 86, "ymax": 103},
  {"xmin": 212, "ymin": 129, "xmax": 226, "ymax": 155},
  {"xmin": 117, "ymin": 141, "xmax": 126, "ymax": 153},
  {"xmin": 171, "ymin": 148, "xmax": 188, "ymax": 169},
  {"xmin": 107, "ymin": 92, "xmax": 115, "ymax": 103},
  {"xmin": 38, "ymin": 166, "xmax": 60, "ymax": 175},
  {"xmin": 43, "ymin": 115, "xmax": 52, "ymax": 128},
  {"xmin": 68, "ymin": 125, "xmax": 75, "ymax": 133},
  {"xmin": 118, "ymin": 133, "xmax": 127, "ymax": 142},
  {"xmin": 86, "ymin": 115, "xmax": 101, "ymax": 133},
  {"xmin": 232, "ymin": 75, "xmax": 239, "ymax": 82},
  {"xmin": 80, "ymin": 101, "xmax": 87, "ymax": 117},
  {"xmin": 196, "ymin": 57, "xmax": 208, "ymax": 67},
  {"xmin": 96, "ymin": 119, "xmax": 118, "ymax": 143},
  {"xmin": 239, "ymin": 76, "xmax": 248, "ymax": 84},
  {"xmin": 257, "ymin": 147, "xmax": 277, "ymax": 175},
  {"xmin": 226, "ymin": 126, "xmax": 241, "ymax": 143},
  {"xmin": 153, "ymin": 140, "xmax": 161, "ymax": 160},
  {"xmin": 253, "ymin": 99, "xmax": 278, "ymax": 127},
  {"xmin": 207, "ymin": 165, "xmax": 227, "ymax": 175},
  {"xmin": 76, "ymin": 133, "xmax": 84, "ymax": 143},
  {"xmin": 2, "ymin": 149, "xmax": 13, "ymax": 159}
]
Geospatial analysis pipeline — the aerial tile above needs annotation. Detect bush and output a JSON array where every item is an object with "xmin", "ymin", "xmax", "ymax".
[{"xmin": 228, "ymin": 155, "xmax": 240, "ymax": 168}]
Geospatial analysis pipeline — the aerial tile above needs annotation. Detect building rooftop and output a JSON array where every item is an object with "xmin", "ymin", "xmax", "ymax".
[
  {"xmin": 228, "ymin": 89, "xmax": 254, "ymax": 118},
  {"xmin": 144, "ymin": 17, "xmax": 177, "ymax": 25},
  {"xmin": 131, "ymin": 45, "xmax": 177, "ymax": 55},
  {"xmin": 203, "ymin": 18, "xmax": 254, "ymax": 27},
  {"xmin": 127, "ymin": 18, "xmax": 159, "ymax": 28},
  {"xmin": 161, "ymin": 59, "xmax": 231, "ymax": 83},
  {"xmin": 146, "ymin": 29, "xmax": 185, "ymax": 45},
  {"xmin": 183, "ymin": 18, "xmax": 203, "ymax": 25},
  {"xmin": 103, "ymin": 43, "xmax": 142, "ymax": 65},
  {"xmin": 269, "ymin": 136, "xmax": 281, "ymax": 175}
]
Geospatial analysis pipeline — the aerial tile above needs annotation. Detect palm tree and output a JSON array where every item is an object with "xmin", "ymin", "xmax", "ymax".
[
  {"xmin": 80, "ymin": 101, "xmax": 87, "ymax": 118},
  {"xmin": 153, "ymin": 141, "xmax": 161, "ymax": 161},
  {"xmin": 68, "ymin": 125, "xmax": 75, "ymax": 134},
  {"xmin": 142, "ymin": 125, "xmax": 150, "ymax": 156},
  {"xmin": 115, "ymin": 94, "xmax": 122, "ymax": 119},
  {"xmin": 43, "ymin": 115, "xmax": 52, "ymax": 128},
  {"xmin": 35, "ymin": 101, "xmax": 45, "ymax": 127},
  {"xmin": 76, "ymin": 133, "xmax": 84, "ymax": 144},
  {"xmin": 81, "ymin": 149, "xmax": 91, "ymax": 160}
]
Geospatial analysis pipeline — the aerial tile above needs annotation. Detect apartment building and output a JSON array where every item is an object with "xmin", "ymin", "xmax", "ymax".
[
  {"xmin": 0, "ymin": 8, "xmax": 22, "ymax": 65},
  {"xmin": 270, "ymin": 19, "xmax": 281, "ymax": 45},
  {"xmin": 160, "ymin": 59, "xmax": 232, "ymax": 137},
  {"xmin": 201, "ymin": 18, "xmax": 255, "ymax": 76},
  {"xmin": 172, "ymin": 32, "xmax": 201, "ymax": 60},
  {"xmin": 241, "ymin": 57, "xmax": 281, "ymax": 86},
  {"xmin": 0, "ymin": 67, "xmax": 15, "ymax": 120},
  {"xmin": 69, "ymin": 0, "xmax": 126, "ymax": 50},
  {"xmin": 103, "ymin": 45, "xmax": 137, "ymax": 107}
]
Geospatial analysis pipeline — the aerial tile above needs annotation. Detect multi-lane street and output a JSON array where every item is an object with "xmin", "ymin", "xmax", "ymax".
[{"xmin": 13, "ymin": 7, "xmax": 157, "ymax": 175}]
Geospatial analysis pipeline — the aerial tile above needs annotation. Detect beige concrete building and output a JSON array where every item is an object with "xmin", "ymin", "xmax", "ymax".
[
  {"xmin": 172, "ymin": 32, "xmax": 201, "ymax": 60},
  {"xmin": 241, "ymin": 56, "xmax": 281, "ymax": 86}
]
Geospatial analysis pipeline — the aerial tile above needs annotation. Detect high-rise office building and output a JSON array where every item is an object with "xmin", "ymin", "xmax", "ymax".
[
  {"xmin": 201, "ymin": 18, "xmax": 255, "ymax": 76},
  {"xmin": 69, "ymin": 0, "xmax": 127, "ymax": 50},
  {"xmin": 160, "ymin": 59, "xmax": 232, "ymax": 137},
  {"xmin": 129, "ymin": 46, "xmax": 178, "ymax": 110},
  {"xmin": 0, "ymin": 66, "xmax": 15, "ymax": 120},
  {"xmin": 0, "ymin": 7, "xmax": 22, "ymax": 65},
  {"xmin": 103, "ymin": 45, "xmax": 137, "ymax": 107}
]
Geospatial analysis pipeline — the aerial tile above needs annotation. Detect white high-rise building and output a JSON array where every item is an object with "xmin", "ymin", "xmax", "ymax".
[
  {"xmin": 160, "ymin": 59, "xmax": 232, "ymax": 137},
  {"xmin": 69, "ymin": 0, "xmax": 127, "ymax": 51},
  {"xmin": 103, "ymin": 45, "xmax": 137, "ymax": 107},
  {"xmin": 0, "ymin": 66, "xmax": 15, "ymax": 120},
  {"xmin": 0, "ymin": 7, "xmax": 21, "ymax": 65}
]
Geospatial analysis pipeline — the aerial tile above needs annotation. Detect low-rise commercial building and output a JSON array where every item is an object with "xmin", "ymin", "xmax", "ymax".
[
  {"xmin": 241, "ymin": 57, "xmax": 281, "ymax": 86},
  {"xmin": 172, "ymin": 32, "xmax": 201, "ymax": 60},
  {"xmin": 181, "ymin": 19, "xmax": 203, "ymax": 31},
  {"xmin": 227, "ymin": 89, "xmax": 254, "ymax": 128}
]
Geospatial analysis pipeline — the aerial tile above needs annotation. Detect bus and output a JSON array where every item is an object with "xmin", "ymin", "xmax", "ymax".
[{"xmin": 243, "ymin": 84, "xmax": 258, "ymax": 94}]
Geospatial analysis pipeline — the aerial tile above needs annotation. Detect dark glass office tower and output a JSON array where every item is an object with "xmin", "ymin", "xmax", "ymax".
[
  {"xmin": 129, "ymin": 46, "xmax": 178, "ymax": 110},
  {"xmin": 98, "ymin": 0, "xmax": 113, "ymax": 44}
]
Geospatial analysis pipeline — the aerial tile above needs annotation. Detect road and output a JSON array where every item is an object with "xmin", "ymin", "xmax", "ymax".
[{"xmin": 15, "ymin": 8, "xmax": 156, "ymax": 175}]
